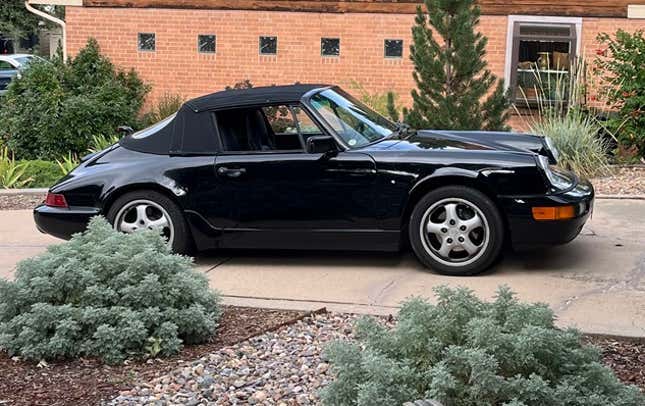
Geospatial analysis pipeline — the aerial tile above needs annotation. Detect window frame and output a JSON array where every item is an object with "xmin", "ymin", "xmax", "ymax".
[
  {"xmin": 384, "ymin": 39, "xmax": 403, "ymax": 59},
  {"xmin": 321, "ymin": 37, "xmax": 340, "ymax": 57},
  {"xmin": 137, "ymin": 32, "xmax": 156, "ymax": 52},
  {"xmin": 259, "ymin": 36, "xmax": 278, "ymax": 55},
  {"xmin": 212, "ymin": 103, "xmax": 327, "ymax": 156},
  {"xmin": 504, "ymin": 15, "xmax": 582, "ymax": 106},
  {"xmin": 197, "ymin": 34, "xmax": 217, "ymax": 54}
]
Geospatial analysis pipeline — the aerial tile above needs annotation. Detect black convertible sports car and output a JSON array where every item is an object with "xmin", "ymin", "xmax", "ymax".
[{"xmin": 34, "ymin": 84, "xmax": 594, "ymax": 275}]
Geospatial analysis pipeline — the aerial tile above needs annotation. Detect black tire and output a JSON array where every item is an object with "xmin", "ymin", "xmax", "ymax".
[
  {"xmin": 408, "ymin": 186, "xmax": 504, "ymax": 276},
  {"xmin": 106, "ymin": 190, "xmax": 193, "ymax": 255}
]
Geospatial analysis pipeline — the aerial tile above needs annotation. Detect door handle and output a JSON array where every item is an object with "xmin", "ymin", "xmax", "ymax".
[{"xmin": 217, "ymin": 166, "xmax": 246, "ymax": 178}]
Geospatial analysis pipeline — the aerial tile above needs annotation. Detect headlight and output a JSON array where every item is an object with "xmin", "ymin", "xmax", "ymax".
[
  {"xmin": 543, "ymin": 136, "xmax": 559, "ymax": 163},
  {"xmin": 536, "ymin": 155, "xmax": 573, "ymax": 191}
]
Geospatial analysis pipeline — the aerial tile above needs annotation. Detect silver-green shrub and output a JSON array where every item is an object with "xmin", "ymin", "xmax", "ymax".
[
  {"xmin": 0, "ymin": 217, "xmax": 220, "ymax": 364},
  {"xmin": 321, "ymin": 286, "xmax": 643, "ymax": 406}
]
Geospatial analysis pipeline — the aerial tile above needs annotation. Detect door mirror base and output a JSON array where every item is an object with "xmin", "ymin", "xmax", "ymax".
[{"xmin": 306, "ymin": 135, "xmax": 337, "ymax": 154}]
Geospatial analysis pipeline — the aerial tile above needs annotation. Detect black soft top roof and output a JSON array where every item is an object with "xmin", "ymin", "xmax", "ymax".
[{"xmin": 184, "ymin": 84, "xmax": 330, "ymax": 112}]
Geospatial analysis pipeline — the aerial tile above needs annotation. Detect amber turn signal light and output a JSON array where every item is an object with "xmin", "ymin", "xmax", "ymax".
[{"xmin": 532, "ymin": 205, "xmax": 575, "ymax": 221}]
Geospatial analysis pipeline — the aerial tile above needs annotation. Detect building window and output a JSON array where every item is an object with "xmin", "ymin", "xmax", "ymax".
[
  {"xmin": 510, "ymin": 21, "xmax": 577, "ymax": 105},
  {"xmin": 384, "ymin": 39, "xmax": 403, "ymax": 58},
  {"xmin": 321, "ymin": 38, "xmax": 340, "ymax": 57},
  {"xmin": 138, "ymin": 33, "xmax": 156, "ymax": 52},
  {"xmin": 259, "ymin": 36, "xmax": 277, "ymax": 55},
  {"xmin": 198, "ymin": 34, "xmax": 216, "ymax": 53}
]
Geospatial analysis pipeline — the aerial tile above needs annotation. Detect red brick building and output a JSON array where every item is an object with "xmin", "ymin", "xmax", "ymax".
[{"xmin": 60, "ymin": 0, "xmax": 644, "ymax": 123}]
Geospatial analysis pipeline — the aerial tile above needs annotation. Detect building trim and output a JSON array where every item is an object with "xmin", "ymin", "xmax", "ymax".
[
  {"xmin": 628, "ymin": 5, "xmax": 645, "ymax": 18},
  {"xmin": 81, "ymin": 1, "xmax": 643, "ymax": 19}
]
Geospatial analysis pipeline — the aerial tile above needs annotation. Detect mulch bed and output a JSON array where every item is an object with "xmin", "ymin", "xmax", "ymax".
[
  {"xmin": 585, "ymin": 336, "xmax": 645, "ymax": 391},
  {"xmin": 0, "ymin": 306, "xmax": 306, "ymax": 406}
]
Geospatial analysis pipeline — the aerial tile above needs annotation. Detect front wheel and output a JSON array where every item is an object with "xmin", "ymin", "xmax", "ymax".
[
  {"xmin": 106, "ymin": 190, "xmax": 192, "ymax": 254},
  {"xmin": 409, "ymin": 186, "xmax": 504, "ymax": 276}
]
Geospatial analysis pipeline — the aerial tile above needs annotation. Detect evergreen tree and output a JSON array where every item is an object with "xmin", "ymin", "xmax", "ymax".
[
  {"xmin": 406, "ymin": 0, "xmax": 511, "ymax": 131},
  {"xmin": 0, "ymin": 0, "xmax": 40, "ymax": 41}
]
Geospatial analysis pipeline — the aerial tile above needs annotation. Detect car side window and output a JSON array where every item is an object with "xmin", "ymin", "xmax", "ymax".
[
  {"xmin": 215, "ymin": 105, "xmax": 326, "ymax": 154},
  {"xmin": 215, "ymin": 106, "xmax": 301, "ymax": 153},
  {"xmin": 0, "ymin": 61, "xmax": 14, "ymax": 71},
  {"xmin": 262, "ymin": 105, "xmax": 298, "ymax": 135},
  {"xmin": 292, "ymin": 105, "xmax": 324, "ymax": 143}
]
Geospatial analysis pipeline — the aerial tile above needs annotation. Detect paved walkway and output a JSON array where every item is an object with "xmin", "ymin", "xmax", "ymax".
[{"xmin": 1, "ymin": 199, "xmax": 644, "ymax": 337}]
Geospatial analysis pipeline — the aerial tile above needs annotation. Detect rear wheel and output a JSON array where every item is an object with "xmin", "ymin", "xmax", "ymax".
[
  {"xmin": 409, "ymin": 186, "xmax": 504, "ymax": 275},
  {"xmin": 107, "ymin": 190, "xmax": 192, "ymax": 254}
]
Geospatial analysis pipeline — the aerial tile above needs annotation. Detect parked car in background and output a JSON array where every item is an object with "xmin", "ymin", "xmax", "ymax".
[
  {"xmin": 0, "ymin": 54, "xmax": 44, "ymax": 95},
  {"xmin": 34, "ymin": 84, "xmax": 594, "ymax": 276}
]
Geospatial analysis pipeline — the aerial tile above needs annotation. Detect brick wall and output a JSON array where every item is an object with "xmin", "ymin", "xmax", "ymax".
[{"xmin": 66, "ymin": 7, "xmax": 643, "ymax": 128}]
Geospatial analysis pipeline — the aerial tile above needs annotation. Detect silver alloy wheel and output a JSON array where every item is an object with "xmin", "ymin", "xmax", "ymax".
[
  {"xmin": 419, "ymin": 197, "xmax": 490, "ymax": 267},
  {"xmin": 113, "ymin": 199, "xmax": 174, "ymax": 245}
]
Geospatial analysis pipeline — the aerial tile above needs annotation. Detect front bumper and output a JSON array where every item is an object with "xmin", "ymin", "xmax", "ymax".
[
  {"xmin": 33, "ymin": 204, "xmax": 101, "ymax": 240},
  {"xmin": 501, "ymin": 178, "xmax": 594, "ymax": 248}
]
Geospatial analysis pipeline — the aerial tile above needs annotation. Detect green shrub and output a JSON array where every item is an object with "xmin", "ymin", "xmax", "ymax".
[
  {"xmin": 56, "ymin": 153, "xmax": 79, "ymax": 176},
  {"xmin": 518, "ymin": 59, "xmax": 609, "ymax": 178},
  {"xmin": 595, "ymin": 30, "xmax": 645, "ymax": 157},
  {"xmin": 321, "ymin": 286, "xmax": 643, "ymax": 406},
  {"xmin": 88, "ymin": 133, "xmax": 120, "ymax": 154},
  {"xmin": 0, "ymin": 39, "xmax": 149, "ymax": 160},
  {"xmin": 20, "ymin": 159, "xmax": 61, "ymax": 188},
  {"xmin": 530, "ymin": 111, "xmax": 609, "ymax": 178},
  {"xmin": 0, "ymin": 146, "xmax": 32, "ymax": 188},
  {"xmin": 139, "ymin": 92, "xmax": 185, "ymax": 128},
  {"xmin": 0, "ymin": 217, "xmax": 221, "ymax": 364},
  {"xmin": 348, "ymin": 80, "xmax": 401, "ymax": 122}
]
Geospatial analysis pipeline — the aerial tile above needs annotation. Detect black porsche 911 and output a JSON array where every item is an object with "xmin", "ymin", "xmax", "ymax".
[{"xmin": 34, "ymin": 84, "xmax": 594, "ymax": 275}]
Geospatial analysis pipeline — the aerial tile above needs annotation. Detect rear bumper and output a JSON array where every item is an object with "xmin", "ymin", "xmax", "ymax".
[
  {"xmin": 33, "ymin": 204, "xmax": 100, "ymax": 240},
  {"xmin": 501, "ymin": 179, "xmax": 594, "ymax": 248}
]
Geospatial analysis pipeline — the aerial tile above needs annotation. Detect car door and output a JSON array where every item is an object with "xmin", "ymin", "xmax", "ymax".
[{"xmin": 210, "ymin": 104, "xmax": 379, "ymax": 248}]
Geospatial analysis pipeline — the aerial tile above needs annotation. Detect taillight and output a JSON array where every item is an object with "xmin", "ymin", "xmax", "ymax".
[{"xmin": 45, "ymin": 192, "xmax": 68, "ymax": 208}]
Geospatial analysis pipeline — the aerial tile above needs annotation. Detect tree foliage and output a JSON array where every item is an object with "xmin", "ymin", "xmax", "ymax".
[
  {"xmin": 595, "ymin": 29, "xmax": 645, "ymax": 157},
  {"xmin": 0, "ymin": 38, "xmax": 149, "ymax": 160},
  {"xmin": 0, "ymin": 0, "xmax": 40, "ymax": 40},
  {"xmin": 321, "ymin": 286, "xmax": 643, "ymax": 406},
  {"xmin": 405, "ymin": 0, "xmax": 511, "ymax": 131},
  {"xmin": 0, "ymin": 217, "xmax": 221, "ymax": 364}
]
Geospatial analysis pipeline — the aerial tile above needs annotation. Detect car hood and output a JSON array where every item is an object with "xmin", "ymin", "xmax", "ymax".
[{"xmin": 378, "ymin": 129, "xmax": 554, "ymax": 161}]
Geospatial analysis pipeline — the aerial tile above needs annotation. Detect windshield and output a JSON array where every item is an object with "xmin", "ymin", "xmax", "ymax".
[{"xmin": 308, "ymin": 88, "xmax": 397, "ymax": 148}]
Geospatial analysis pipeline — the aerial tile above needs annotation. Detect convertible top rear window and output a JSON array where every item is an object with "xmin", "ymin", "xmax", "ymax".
[
  {"xmin": 120, "ymin": 114, "xmax": 176, "ymax": 155},
  {"xmin": 132, "ymin": 114, "xmax": 175, "ymax": 139}
]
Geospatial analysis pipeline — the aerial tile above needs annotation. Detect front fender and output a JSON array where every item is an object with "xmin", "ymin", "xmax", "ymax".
[{"xmin": 409, "ymin": 167, "xmax": 481, "ymax": 197}]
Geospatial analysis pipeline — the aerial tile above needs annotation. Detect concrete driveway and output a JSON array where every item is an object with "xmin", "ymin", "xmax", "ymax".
[{"xmin": 1, "ymin": 199, "xmax": 644, "ymax": 337}]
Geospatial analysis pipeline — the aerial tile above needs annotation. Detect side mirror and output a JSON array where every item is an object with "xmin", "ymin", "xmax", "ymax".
[
  {"xmin": 306, "ymin": 135, "xmax": 337, "ymax": 154},
  {"xmin": 117, "ymin": 125, "xmax": 134, "ymax": 136}
]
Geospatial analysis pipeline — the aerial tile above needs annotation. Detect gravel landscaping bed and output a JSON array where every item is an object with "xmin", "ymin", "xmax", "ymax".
[
  {"xmin": 110, "ymin": 312, "xmax": 362, "ymax": 405},
  {"xmin": 0, "ymin": 193, "xmax": 45, "ymax": 210},
  {"xmin": 0, "ymin": 307, "xmax": 306, "ymax": 406},
  {"xmin": 1, "ymin": 310, "xmax": 643, "ymax": 406},
  {"xmin": 592, "ymin": 165, "xmax": 645, "ymax": 196},
  {"xmin": 110, "ymin": 312, "xmax": 645, "ymax": 406}
]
